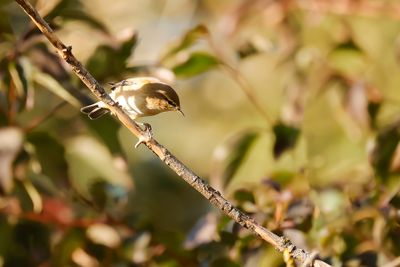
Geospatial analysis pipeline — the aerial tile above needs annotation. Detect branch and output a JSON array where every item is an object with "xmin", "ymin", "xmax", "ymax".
[{"xmin": 14, "ymin": 0, "xmax": 331, "ymax": 266}]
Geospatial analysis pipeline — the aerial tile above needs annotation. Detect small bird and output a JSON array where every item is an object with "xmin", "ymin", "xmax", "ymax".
[{"xmin": 81, "ymin": 77, "xmax": 184, "ymax": 120}]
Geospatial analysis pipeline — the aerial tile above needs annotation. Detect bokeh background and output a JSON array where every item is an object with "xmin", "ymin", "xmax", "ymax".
[{"xmin": 1, "ymin": 0, "xmax": 400, "ymax": 266}]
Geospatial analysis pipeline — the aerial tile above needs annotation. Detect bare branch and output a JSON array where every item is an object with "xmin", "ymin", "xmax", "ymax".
[{"xmin": 14, "ymin": 0, "xmax": 331, "ymax": 266}]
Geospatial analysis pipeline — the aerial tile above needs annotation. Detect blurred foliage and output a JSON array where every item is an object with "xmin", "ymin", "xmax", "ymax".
[{"xmin": 1, "ymin": 0, "xmax": 400, "ymax": 266}]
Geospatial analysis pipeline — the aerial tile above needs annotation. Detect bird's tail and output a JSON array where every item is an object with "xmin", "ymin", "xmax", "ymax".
[{"xmin": 80, "ymin": 102, "xmax": 110, "ymax": 120}]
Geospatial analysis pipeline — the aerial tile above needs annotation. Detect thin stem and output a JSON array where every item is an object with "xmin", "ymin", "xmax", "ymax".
[
  {"xmin": 23, "ymin": 101, "xmax": 67, "ymax": 132},
  {"xmin": 222, "ymin": 63, "xmax": 274, "ymax": 125},
  {"xmin": 206, "ymin": 37, "xmax": 274, "ymax": 124},
  {"xmin": 14, "ymin": 1, "xmax": 331, "ymax": 266}
]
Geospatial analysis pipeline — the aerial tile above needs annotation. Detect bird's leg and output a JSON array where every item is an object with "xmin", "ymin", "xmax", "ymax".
[
  {"xmin": 109, "ymin": 79, "xmax": 127, "ymax": 91},
  {"xmin": 115, "ymin": 101, "xmax": 123, "ymax": 109},
  {"xmin": 134, "ymin": 122, "xmax": 153, "ymax": 148},
  {"xmin": 109, "ymin": 101, "xmax": 123, "ymax": 117}
]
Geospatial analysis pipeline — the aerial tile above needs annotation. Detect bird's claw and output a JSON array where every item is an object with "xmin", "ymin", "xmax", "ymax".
[
  {"xmin": 114, "ymin": 101, "xmax": 123, "ymax": 109},
  {"xmin": 134, "ymin": 123, "xmax": 153, "ymax": 148}
]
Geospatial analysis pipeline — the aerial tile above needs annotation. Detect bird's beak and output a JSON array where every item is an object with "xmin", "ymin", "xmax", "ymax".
[{"xmin": 177, "ymin": 108, "xmax": 185, "ymax": 116}]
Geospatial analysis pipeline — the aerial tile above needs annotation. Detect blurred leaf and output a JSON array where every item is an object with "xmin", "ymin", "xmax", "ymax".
[
  {"xmin": 345, "ymin": 82, "xmax": 369, "ymax": 128},
  {"xmin": 172, "ymin": 52, "xmax": 219, "ymax": 78},
  {"xmin": 27, "ymin": 132, "xmax": 69, "ymax": 185},
  {"xmin": 370, "ymin": 120, "xmax": 400, "ymax": 180},
  {"xmin": 44, "ymin": 0, "xmax": 108, "ymax": 33},
  {"xmin": 164, "ymin": 25, "xmax": 209, "ymax": 58},
  {"xmin": 0, "ymin": 39, "xmax": 13, "ymax": 60},
  {"xmin": 367, "ymin": 101, "xmax": 381, "ymax": 129},
  {"xmin": 286, "ymin": 200, "xmax": 313, "ymax": 231},
  {"xmin": 86, "ymin": 223, "xmax": 121, "ymax": 248},
  {"xmin": 335, "ymin": 40, "xmax": 360, "ymax": 51},
  {"xmin": 329, "ymin": 40, "xmax": 366, "ymax": 77},
  {"xmin": 86, "ymin": 31, "xmax": 138, "ymax": 80},
  {"xmin": 157, "ymin": 260, "xmax": 180, "ymax": 267},
  {"xmin": 52, "ymin": 229, "xmax": 85, "ymax": 266},
  {"xmin": 71, "ymin": 247, "xmax": 100, "ymax": 267},
  {"xmin": 211, "ymin": 130, "xmax": 259, "ymax": 189},
  {"xmin": 19, "ymin": 57, "xmax": 35, "ymax": 109},
  {"xmin": 27, "ymin": 44, "xmax": 69, "ymax": 80},
  {"xmin": 88, "ymin": 180, "xmax": 108, "ymax": 210},
  {"xmin": 220, "ymin": 231, "xmax": 237, "ymax": 247},
  {"xmin": 313, "ymin": 189, "xmax": 347, "ymax": 219},
  {"xmin": 0, "ymin": 0, "xmax": 12, "ymax": 6},
  {"xmin": 233, "ymin": 189, "xmax": 255, "ymax": 204},
  {"xmin": 184, "ymin": 213, "xmax": 217, "ymax": 249},
  {"xmin": 0, "ymin": 217, "xmax": 13, "ymax": 259},
  {"xmin": 119, "ymin": 31, "xmax": 139, "ymax": 59},
  {"xmin": 65, "ymin": 136, "xmax": 133, "ymax": 198},
  {"xmin": 0, "ymin": 127, "xmax": 24, "ymax": 193},
  {"xmin": 269, "ymin": 171, "xmax": 295, "ymax": 185},
  {"xmin": 22, "ymin": 180, "xmax": 42, "ymax": 213},
  {"xmin": 128, "ymin": 232, "xmax": 152, "ymax": 264},
  {"xmin": 237, "ymin": 41, "xmax": 259, "ymax": 59},
  {"xmin": 33, "ymin": 71, "xmax": 80, "ymax": 108},
  {"xmin": 210, "ymin": 257, "xmax": 240, "ymax": 267},
  {"xmin": 389, "ymin": 192, "xmax": 400, "ymax": 209},
  {"xmin": 10, "ymin": 220, "xmax": 51, "ymax": 266},
  {"xmin": 8, "ymin": 61, "xmax": 26, "ymax": 99},
  {"xmin": 272, "ymin": 122, "xmax": 300, "ymax": 158},
  {"xmin": 86, "ymin": 45, "xmax": 117, "ymax": 79},
  {"xmin": 84, "ymin": 115, "xmax": 122, "ymax": 154}
]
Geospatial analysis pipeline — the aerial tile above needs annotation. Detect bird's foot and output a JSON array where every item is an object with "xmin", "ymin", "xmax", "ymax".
[
  {"xmin": 134, "ymin": 122, "xmax": 153, "ymax": 148},
  {"xmin": 114, "ymin": 101, "xmax": 123, "ymax": 109}
]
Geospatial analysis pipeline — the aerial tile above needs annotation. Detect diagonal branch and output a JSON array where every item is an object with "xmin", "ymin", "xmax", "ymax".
[{"xmin": 14, "ymin": 0, "xmax": 331, "ymax": 266}]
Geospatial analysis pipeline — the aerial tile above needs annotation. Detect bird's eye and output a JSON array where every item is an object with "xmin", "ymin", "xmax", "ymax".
[{"xmin": 166, "ymin": 99, "xmax": 176, "ymax": 107}]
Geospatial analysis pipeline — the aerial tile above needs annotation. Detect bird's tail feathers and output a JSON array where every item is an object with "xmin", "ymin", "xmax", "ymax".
[{"xmin": 80, "ymin": 103, "xmax": 110, "ymax": 120}]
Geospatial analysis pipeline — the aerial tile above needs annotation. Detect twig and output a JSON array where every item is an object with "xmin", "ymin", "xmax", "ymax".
[{"xmin": 14, "ymin": 0, "xmax": 332, "ymax": 266}]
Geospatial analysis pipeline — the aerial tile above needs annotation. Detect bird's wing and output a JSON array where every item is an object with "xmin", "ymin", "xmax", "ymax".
[{"xmin": 108, "ymin": 79, "xmax": 142, "ymax": 92}]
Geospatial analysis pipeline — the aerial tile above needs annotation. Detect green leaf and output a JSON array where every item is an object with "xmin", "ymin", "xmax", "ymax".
[
  {"xmin": 164, "ymin": 25, "xmax": 209, "ymax": 58},
  {"xmin": 44, "ymin": 0, "xmax": 108, "ymax": 33},
  {"xmin": 233, "ymin": 189, "xmax": 255, "ymax": 204},
  {"xmin": 52, "ymin": 229, "xmax": 85, "ymax": 266},
  {"xmin": 329, "ymin": 40, "xmax": 366, "ymax": 77},
  {"xmin": 210, "ymin": 258, "xmax": 240, "ymax": 267},
  {"xmin": 367, "ymin": 101, "xmax": 381, "ymax": 129},
  {"xmin": 83, "ymin": 116, "xmax": 122, "ymax": 154},
  {"xmin": 65, "ymin": 136, "xmax": 133, "ymax": 198},
  {"xmin": 270, "ymin": 170, "xmax": 296, "ymax": 184},
  {"xmin": 313, "ymin": 189, "xmax": 347, "ymax": 219},
  {"xmin": 27, "ymin": 132, "xmax": 69, "ymax": 185},
  {"xmin": 86, "ymin": 32, "xmax": 138, "ymax": 80},
  {"xmin": 8, "ymin": 62, "xmax": 26, "ymax": 98},
  {"xmin": 172, "ymin": 52, "xmax": 219, "ymax": 78},
  {"xmin": 370, "ymin": 120, "xmax": 400, "ymax": 180},
  {"xmin": 33, "ymin": 71, "xmax": 80, "ymax": 108},
  {"xmin": 10, "ymin": 220, "xmax": 51, "ymax": 264},
  {"xmin": 211, "ymin": 130, "xmax": 259, "ymax": 189},
  {"xmin": 272, "ymin": 121, "xmax": 300, "ymax": 158},
  {"xmin": 86, "ymin": 45, "xmax": 119, "ymax": 80}
]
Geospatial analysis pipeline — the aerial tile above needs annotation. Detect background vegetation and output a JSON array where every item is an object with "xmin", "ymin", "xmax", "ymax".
[{"xmin": 1, "ymin": 0, "xmax": 400, "ymax": 266}]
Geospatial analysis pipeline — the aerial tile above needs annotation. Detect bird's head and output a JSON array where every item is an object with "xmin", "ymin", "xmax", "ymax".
[{"xmin": 141, "ymin": 82, "xmax": 184, "ymax": 116}]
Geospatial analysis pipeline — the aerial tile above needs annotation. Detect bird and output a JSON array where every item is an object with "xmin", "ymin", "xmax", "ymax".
[{"xmin": 80, "ymin": 77, "xmax": 184, "ymax": 120}]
